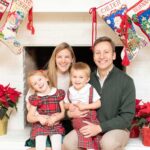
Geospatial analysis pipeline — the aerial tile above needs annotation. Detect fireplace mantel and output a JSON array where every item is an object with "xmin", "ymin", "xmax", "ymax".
[{"xmin": 32, "ymin": 0, "xmax": 138, "ymax": 12}]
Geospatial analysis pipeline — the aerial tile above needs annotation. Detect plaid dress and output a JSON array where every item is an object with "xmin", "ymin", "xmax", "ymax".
[
  {"xmin": 68, "ymin": 86, "xmax": 101, "ymax": 150},
  {"xmin": 29, "ymin": 89, "xmax": 65, "ymax": 139}
]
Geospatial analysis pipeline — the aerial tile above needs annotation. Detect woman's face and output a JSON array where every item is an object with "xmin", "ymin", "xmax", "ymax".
[{"xmin": 56, "ymin": 48, "xmax": 73, "ymax": 73}]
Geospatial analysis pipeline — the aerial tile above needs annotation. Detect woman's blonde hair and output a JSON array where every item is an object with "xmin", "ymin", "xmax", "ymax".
[
  {"xmin": 70, "ymin": 62, "xmax": 91, "ymax": 78},
  {"xmin": 27, "ymin": 70, "xmax": 51, "ymax": 89},
  {"xmin": 47, "ymin": 42, "xmax": 76, "ymax": 87}
]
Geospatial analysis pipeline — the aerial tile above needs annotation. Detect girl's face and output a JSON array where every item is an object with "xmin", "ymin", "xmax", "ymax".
[
  {"xmin": 29, "ymin": 75, "xmax": 49, "ymax": 93},
  {"xmin": 71, "ymin": 69, "xmax": 89, "ymax": 91},
  {"xmin": 56, "ymin": 48, "xmax": 73, "ymax": 73}
]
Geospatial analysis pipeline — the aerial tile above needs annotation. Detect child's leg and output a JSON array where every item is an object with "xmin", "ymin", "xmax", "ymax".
[
  {"xmin": 27, "ymin": 148, "xmax": 35, "ymax": 150},
  {"xmin": 50, "ymin": 134, "xmax": 62, "ymax": 150},
  {"xmin": 35, "ymin": 135, "xmax": 47, "ymax": 150},
  {"xmin": 27, "ymin": 147, "xmax": 52, "ymax": 150},
  {"xmin": 45, "ymin": 148, "xmax": 52, "ymax": 150}
]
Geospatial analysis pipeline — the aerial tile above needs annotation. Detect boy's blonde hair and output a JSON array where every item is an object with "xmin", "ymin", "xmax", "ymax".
[
  {"xmin": 47, "ymin": 42, "xmax": 76, "ymax": 87},
  {"xmin": 27, "ymin": 70, "xmax": 50, "ymax": 89},
  {"xmin": 70, "ymin": 62, "xmax": 91, "ymax": 77}
]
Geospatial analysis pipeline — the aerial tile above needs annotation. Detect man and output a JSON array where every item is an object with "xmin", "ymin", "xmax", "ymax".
[{"xmin": 63, "ymin": 36, "xmax": 136, "ymax": 150}]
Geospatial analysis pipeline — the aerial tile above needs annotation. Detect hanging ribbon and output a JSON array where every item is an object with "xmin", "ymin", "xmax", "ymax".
[
  {"xmin": 89, "ymin": 7, "xmax": 97, "ymax": 50},
  {"xmin": 27, "ymin": 7, "xmax": 35, "ymax": 34}
]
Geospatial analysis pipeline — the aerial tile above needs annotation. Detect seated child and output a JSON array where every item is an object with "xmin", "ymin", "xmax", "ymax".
[
  {"xmin": 64, "ymin": 62, "xmax": 101, "ymax": 150},
  {"xmin": 27, "ymin": 70, "xmax": 65, "ymax": 150}
]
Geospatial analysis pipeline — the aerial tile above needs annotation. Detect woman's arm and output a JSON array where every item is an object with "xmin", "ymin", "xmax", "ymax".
[{"xmin": 27, "ymin": 105, "xmax": 47, "ymax": 125}]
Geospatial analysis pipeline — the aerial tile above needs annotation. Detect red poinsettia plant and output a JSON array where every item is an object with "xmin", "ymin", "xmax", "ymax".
[
  {"xmin": 132, "ymin": 99, "xmax": 150, "ymax": 128},
  {"xmin": 0, "ymin": 84, "xmax": 21, "ymax": 120}
]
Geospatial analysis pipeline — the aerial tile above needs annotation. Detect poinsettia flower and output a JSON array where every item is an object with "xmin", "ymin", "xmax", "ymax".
[
  {"xmin": 131, "ymin": 99, "xmax": 150, "ymax": 128},
  {"xmin": 0, "ymin": 84, "xmax": 21, "ymax": 119},
  {"xmin": 0, "ymin": 96, "xmax": 9, "ymax": 108}
]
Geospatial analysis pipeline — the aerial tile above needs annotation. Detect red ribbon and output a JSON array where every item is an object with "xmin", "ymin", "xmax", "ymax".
[
  {"xmin": 27, "ymin": 7, "xmax": 35, "ymax": 34},
  {"xmin": 89, "ymin": 7, "xmax": 97, "ymax": 50}
]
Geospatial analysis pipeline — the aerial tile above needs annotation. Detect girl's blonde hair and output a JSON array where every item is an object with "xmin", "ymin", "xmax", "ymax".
[
  {"xmin": 27, "ymin": 70, "xmax": 51, "ymax": 89},
  {"xmin": 47, "ymin": 42, "xmax": 76, "ymax": 87},
  {"xmin": 70, "ymin": 62, "xmax": 91, "ymax": 78}
]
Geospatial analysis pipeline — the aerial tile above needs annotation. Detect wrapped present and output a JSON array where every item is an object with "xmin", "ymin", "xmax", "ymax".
[{"xmin": 141, "ymin": 126, "xmax": 150, "ymax": 146}]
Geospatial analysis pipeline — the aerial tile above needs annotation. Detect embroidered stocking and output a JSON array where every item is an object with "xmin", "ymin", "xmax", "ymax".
[
  {"xmin": 0, "ymin": 0, "xmax": 9, "ymax": 21},
  {"xmin": 126, "ymin": 0, "xmax": 150, "ymax": 41},
  {"xmin": 96, "ymin": 0, "xmax": 147, "ymax": 66},
  {"xmin": 0, "ymin": 0, "xmax": 32, "ymax": 55}
]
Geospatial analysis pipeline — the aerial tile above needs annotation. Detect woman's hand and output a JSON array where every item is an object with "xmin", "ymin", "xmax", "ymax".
[
  {"xmin": 69, "ymin": 103, "xmax": 78, "ymax": 112},
  {"xmin": 79, "ymin": 121, "xmax": 102, "ymax": 138},
  {"xmin": 37, "ymin": 115, "xmax": 48, "ymax": 125},
  {"xmin": 47, "ymin": 113, "xmax": 63, "ymax": 126}
]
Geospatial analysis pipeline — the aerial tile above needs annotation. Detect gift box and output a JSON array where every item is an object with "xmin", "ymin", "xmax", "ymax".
[{"xmin": 141, "ymin": 126, "xmax": 150, "ymax": 146}]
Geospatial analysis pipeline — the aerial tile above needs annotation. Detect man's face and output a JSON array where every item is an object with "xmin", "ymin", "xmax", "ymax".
[{"xmin": 93, "ymin": 41, "xmax": 116, "ymax": 71}]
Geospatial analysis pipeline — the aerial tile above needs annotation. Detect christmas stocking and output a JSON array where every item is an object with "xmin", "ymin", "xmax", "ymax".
[
  {"xmin": 0, "ymin": 0, "xmax": 33, "ymax": 55},
  {"xmin": 96, "ymin": 0, "xmax": 147, "ymax": 66},
  {"xmin": 0, "ymin": 0, "xmax": 9, "ymax": 21},
  {"xmin": 126, "ymin": 0, "xmax": 150, "ymax": 41}
]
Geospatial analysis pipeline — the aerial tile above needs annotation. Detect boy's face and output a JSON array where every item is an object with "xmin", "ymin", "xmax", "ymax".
[
  {"xmin": 29, "ymin": 75, "xmax": 49, "ymax": 93},
  {"xmin": 71, "ymin": 69, "xmax": 89, "ymax": 91}
]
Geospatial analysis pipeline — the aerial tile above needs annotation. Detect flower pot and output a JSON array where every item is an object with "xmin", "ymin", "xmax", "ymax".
[
  {"xmin": 141, "ymin": 126, "xmax": 150, "ymax": 146},
  {"xmin": 0, "ymin": 116, "xmax": 8, "ymax": 136},
  {"xmin": 130, "ymin": 126, "xmax": 140, "ymax": 138}
]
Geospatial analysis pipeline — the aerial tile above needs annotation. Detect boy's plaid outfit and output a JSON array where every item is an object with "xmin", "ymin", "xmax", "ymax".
[{"xmin": 69, "ymin": 86, "xmax": 101, "ymax": 150}]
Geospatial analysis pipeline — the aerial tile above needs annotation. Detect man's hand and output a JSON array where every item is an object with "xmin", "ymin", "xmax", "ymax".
[{"xmin": 79, "ymin": 121, "xmax": 102, "ymax": 138}]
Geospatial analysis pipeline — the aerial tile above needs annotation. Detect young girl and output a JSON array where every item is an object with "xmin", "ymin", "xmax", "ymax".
[
  {"xmin": 25, "ymin": 42, "xmax": 76, "ymax": 150},
  {"xmin": 64, "ymin": 62, "xmax": 101, "ymax": 150},
  {"xmin": 27, "ymin": 70, "xmax": 65, "ymax": 150}
]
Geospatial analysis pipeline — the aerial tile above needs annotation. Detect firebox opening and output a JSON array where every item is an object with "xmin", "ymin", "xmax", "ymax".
[{"xmin": 25, "ymin": 46, "xmax": 124, "ymax": 71}]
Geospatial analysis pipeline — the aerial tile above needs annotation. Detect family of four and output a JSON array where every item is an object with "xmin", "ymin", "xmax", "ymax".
[{"xmin": 25, "ymin": 36, "xmax": 136, "ymax": 150}]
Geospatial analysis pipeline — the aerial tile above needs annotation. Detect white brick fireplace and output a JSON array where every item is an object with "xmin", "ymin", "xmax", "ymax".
[
  {"xmin": 0, "ymin": 0, "xmax": 150, "ymax": 149},
  {"xmin": 0, "ymin": 0, "xmax": 150, "ymax": 132}
]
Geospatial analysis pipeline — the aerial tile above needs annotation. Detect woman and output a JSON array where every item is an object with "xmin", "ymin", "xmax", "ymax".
[{"xmin": 25, "ymin": 42, "xmax": 76, "ymax": 150}]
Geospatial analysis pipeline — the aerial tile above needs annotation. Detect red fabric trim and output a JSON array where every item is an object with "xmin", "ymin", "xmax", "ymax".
[
  {"xmin": 89, "ymin": 7, "xmax": 97, "ymax": 50},
  {"xmin": 27, "ymin": 7, "xmax": 35, "ymax": 34}
]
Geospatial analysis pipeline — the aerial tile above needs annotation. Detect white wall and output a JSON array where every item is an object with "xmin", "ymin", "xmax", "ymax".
[{"xmin": 0, "ymin": 0, "xmax": 149, "ymax": 131}]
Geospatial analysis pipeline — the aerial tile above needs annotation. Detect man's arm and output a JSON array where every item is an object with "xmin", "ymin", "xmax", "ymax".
[{"xmin": 100, "ymin": 78, "xmax": 136, "ymax": 133}]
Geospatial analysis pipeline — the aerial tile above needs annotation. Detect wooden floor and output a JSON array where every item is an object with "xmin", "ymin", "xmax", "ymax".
[{"xmin": 0, "ymin": 127, "xmax": 150, "ymax": 150}]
